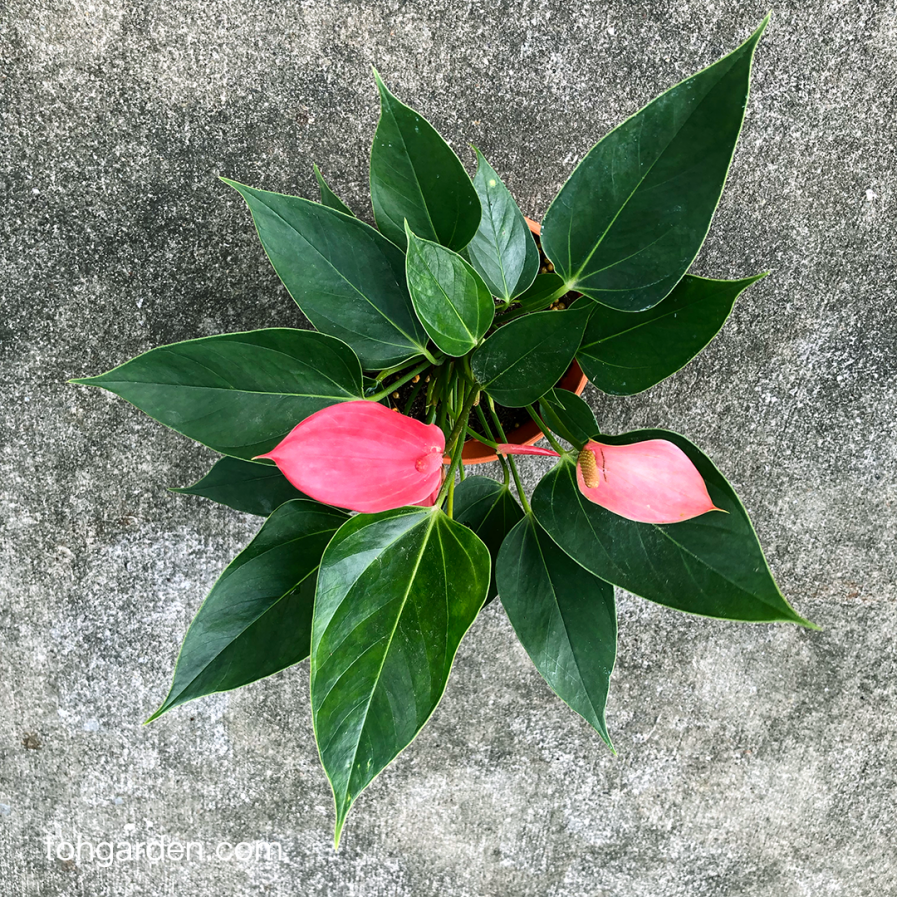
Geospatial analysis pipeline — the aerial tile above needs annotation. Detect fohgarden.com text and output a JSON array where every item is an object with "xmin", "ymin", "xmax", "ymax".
[{"xmin": 44, "ymin": 833, "xmax": 284, "ymax": 867}]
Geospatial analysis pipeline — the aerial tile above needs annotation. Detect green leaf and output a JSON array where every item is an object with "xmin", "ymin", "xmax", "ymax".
[
  {"xmin": 370, "ymin": 70, "xmax": 481, "ymax": 252},
  {"xmin": 515, "ymin": 271, "xmax": 567, "ymax": 313},
  {"xmin": 313, "ymin": 163, "xmax": 355, "ymax": 217},
  {"xmin": 223, "ymin": 179, "xmax": 429, "ymax": 369},
  {"xmin": 539, "ymin": 387, "xmax": 601, "ymax": 449},
  {"xmin": 453, "ymin": 476, "xmax": 525, "ymax": 604},
  {"xmin": 311, "ymin": 506, "xmax": 490, "ymax": 845},
  {"xmin": 466, "ymin": 148, "xmax": 539, "ymax": 302},
  {"xmin": 471, "ymin": 304, "xmax": 590, "ymax": 407},
  {"xmin": 541, "ymin": 17, "xmax": 769, "ymax": 311},
  {"xmin": 404, "ymin": 224, "xmax": 494, "ymax": 357},
  {"xmin": 531, "ymin": 432, "xmax": 813, "ymax": 625},
  {"xmin": 147, "ymin": 499, "xmax": 348, "ymax": 721},
  {"xmin": 577, "ymin": 273, "xmax": 766, "ymax": 395},
  {"xmin": 172, "ymin": 456, "xmax": 307, "ymax": 516},
  {"xmin": 497, "ymin": 515, "xmax": 616, "ymax": 745},
  {"xmin": 72, "ymin": 329, "xmax": 364, "ymax": 459}
]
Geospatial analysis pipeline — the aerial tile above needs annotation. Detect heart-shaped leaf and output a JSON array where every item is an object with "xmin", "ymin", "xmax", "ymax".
[
  {"xmin": 532, "ymin": 431, "xmax": 812, "ymax": 625},
  {"xmin": 471, "ymin": 304, "xmax": 590, "ymax": 407},
  {"xmin": 313, "ymin": 163, "xmax": 355, "ymax": 217},
  {"xmin": 370, "ymin": 70, "xmax": 481, "ymax": 252},
  {"xmin": 541, "ymin": 18, "xmax": 768, "ymax": 311},
  {"xmin": 172, "ymin": 456, "xmax": 306, "ymax": 516},
  {"xmin": 539, "ymin": 387, "xmax": 601, "ymax": 449},
  {"xmin": 578, "ymin": 274, "xmax": 765, "ymax": 395},
  {"xmin": 466, "ymin": 148, "xmax": 540, "ymax": 302},
  {"xmin": 147, "ymin": 499, "xmax": 347, "ymax": 721},
  {"xmin": 453, "ymin": 476, "xmax": 525, "ymax": 604},
  {"xmin": 497, "ymin": 514, "xmax": 616, "ymax": 745},
  {"xmin": 223, "ymin": 179, "xmax": 429, "ymax": 369},
  {"xmin": 72, "ymin": 329, "xmax": 365, "ymax": 459},
  {"xmin": 405, "ymin": 224, "xmax": 494, "ymax": 357},
  {"xmin": 311, "ymin": 506, "xmax": 490, "ymax": 845}
]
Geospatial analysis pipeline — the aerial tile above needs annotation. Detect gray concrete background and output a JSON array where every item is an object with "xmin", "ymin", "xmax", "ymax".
[{"xmin": 1, "ymin": 0, "xmax": 895, "ymax": 894}]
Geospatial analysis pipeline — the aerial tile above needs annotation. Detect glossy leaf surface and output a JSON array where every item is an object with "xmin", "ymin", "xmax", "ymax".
[
  {"xmin": 223, "ymin": 180, "xmax": 429, "ymax": 369},
  {"xmin": 172, "ymin": 456, "xmax": 306, "ymax": 516},
  {"xmin": 466, "ymin": 148, "xmax": 539, "ymax": 302},
  {"xmin": 578, "ymin": 274, "xmax": 765, "ymax": 395},
  {"xmin": 453, "ymin": 476, "xmax": 525, "ymax": 604},
  {"xmin": 539, "ymin": 387, "xmax": 601, "ymax": 449},
  {"xmin": 532, "ymin": 431, "xmax": 810, "ymax": 624},
  {"xmin": 147, "ymin": 499, "xmax": 347, "ymax": 721},
  {"xmin": 370, "ymin": 71, "xmax": 480, "ymax": 252},
  {"xmin": 541, "ymin": 18, "xmax": 768, "ymax": 311},
  {"xmin": 72, "ymin": 329, "xmax": 364, "ymax": 459},
  {"xmin": 497, "ymin": 515, "xmax": 616, "ymax": 744},
  {"xmin": 471, "ymin": 304, "xmax": 590, "ymax": 407},
  {"xmin": 313, "ymin": 163, "xmax": 355, "ymax": 217},
  {"xmin": 311, "ymin": 506, "xmax": 490, "ymax": 844},
  {"xmin": 405, "ymin": 225, "xmax": 494, "ymax": 356}
]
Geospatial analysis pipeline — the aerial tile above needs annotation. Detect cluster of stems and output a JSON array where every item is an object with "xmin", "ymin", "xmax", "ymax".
[{"xmin": 368, "ymin": 352, "xmax": 571, "ymax": 519}]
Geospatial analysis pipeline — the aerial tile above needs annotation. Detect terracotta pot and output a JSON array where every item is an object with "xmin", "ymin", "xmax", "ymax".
[{"xmin": 461, "ymin": 217, "xmax": 588, "ymax": 465}]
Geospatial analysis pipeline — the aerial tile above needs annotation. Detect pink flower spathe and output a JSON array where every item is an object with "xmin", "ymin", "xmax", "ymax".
[
  {"xmin": 496, "ymin": 438, "xmax": 719, "ymax": 524},
  {"xmin": 257, "ymin": 401, "xmax": 445, "ymax": 513}
]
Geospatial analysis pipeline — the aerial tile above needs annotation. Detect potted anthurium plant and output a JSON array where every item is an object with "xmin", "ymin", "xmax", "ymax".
[{"xmin": 73, "ymin": 15, "xmax": 813, "ymax": 845}]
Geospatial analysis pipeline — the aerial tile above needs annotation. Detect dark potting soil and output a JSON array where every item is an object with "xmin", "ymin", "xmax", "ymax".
[{"xmin": 383, "ymin": 372, "xmax": 529, "ymax": 438}]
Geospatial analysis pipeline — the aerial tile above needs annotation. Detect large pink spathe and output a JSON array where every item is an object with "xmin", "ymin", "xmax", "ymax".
[
  {"xmin": 576, "ymin": 439, "xmax": 718, "ymax": 524},
  {"xmin": 257, "ymin": 401, "xmax": 445, "ymax": 513}
]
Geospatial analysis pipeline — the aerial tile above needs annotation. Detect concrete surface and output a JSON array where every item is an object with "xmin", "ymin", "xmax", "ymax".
[{"xmin": 1, "ymin": 0, "xmax": 896, "ymax": 894}]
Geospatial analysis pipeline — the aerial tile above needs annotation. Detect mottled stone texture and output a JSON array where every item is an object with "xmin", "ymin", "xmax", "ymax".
[{"xmin": 1, "ymin": 0, "xmax": 895, "ymax": 893}]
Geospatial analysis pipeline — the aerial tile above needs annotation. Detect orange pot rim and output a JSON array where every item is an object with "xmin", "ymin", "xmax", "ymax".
[{"xmin": 461, "ymin": 217, "xmax": 587, "ymax": 466}]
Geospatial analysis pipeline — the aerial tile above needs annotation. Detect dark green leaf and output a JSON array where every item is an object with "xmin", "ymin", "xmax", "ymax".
[
  {"xmin": 313, "ymin": 163, "xmax": 355, "ymax": 217},
  {"xmin": 405, "ymin": 224, "xmax": 494, "ymax": 357},
  {"xmin": 311, "ymin": 506, "xmax": 490, "ymax": 845},
  {"xmin": 172, "ymin": 456, "xmax": 307, "ymax": 516},
  {"xmin": 466, "ymin": 148, "xmax": 539, "ymax": 302},
  {"xmin": 370, "ymin": 70, "xmax": 481, "ymax": 252},
  {"xmin": 223, "ymin": 179, "xmax": 429, "ymax": 369},
  {"xmin": 577, "ymin": 274, "xmax": 765, "ymax": 395},
  {"xmin": 497, "ymin": 515, "xmax": 616, "ymax": 745},
  {"xmin": 541, "ymin": 18, "xmax": 768, "ymax": 311},
  {"xmin": 471, "ymin": 304, "xmax": 590, "ymax": 407},
  {"xmin": 147, "ymin": 499, "xmax": 348, "ymax": 721},
  {"xmin": 515, "ymin": 271, "xmax": 567, "ymax": 313},
  {"xmin": 531, "ymin": 433, "xmax": 812, "ymax": 625},
  {"xmin": 539, "ymin": 387, "xmax": 601, "ymax": 449},
  {"xmin": 453, "ymin": 476, "xmax": 525, "ymax": 604},
  {"xmin": 72, "ymin": 329, "xmax": 364, "ymax": 459}
]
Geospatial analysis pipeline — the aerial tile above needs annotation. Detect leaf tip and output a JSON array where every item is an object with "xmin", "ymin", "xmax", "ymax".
[
  {"xmin": 752, "ymin": 12, "xmax": 772, "ymax": 41},
  {"xmin": 143, "ymin": 706, "xmax": 166, "ymax": 725},
  {"xmin": 371, "ymin": 66, "xmax": 388, "ymax": 96},
  {"xmin": 793, "ymin": 614, "xmax": 821, "ymax": 632}
]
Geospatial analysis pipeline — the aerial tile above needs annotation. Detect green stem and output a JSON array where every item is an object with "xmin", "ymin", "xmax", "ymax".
[
  {"xmin": 438, "ymin": 385, "xmax": 480, "ymax": 512},
  {"xmin": 525, "ymin": 405, "xmax": 566, "ymax": 455},
  {"xmin": 487, "ymin": 399, "xmax": 530, "ymax": 513},
  {"xmin": 465, "ymin": 425, "xmax": 498, "ymax": 448},
  {"xmin": 421, "ymin": 346, "xmax": 442, "ymax": 366},
  {"xmin": 475, "ymin": 403, "xmax": 510, "ymax": 485},
  {"xmin": 367, "ymin": 360, "xmax": 431, "ymax": 402},
  {"xmin": 374, "ymin": 358, "xmax": 416, "ymax": 383},
  {"xmin": 402, "ymin": 377, "xmax": 425, "ymax": 414}
]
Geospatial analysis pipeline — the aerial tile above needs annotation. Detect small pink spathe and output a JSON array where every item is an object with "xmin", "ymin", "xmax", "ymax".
[
  {"xmin": 576, "ymin": 439, "xmax": 718, "ymax": 524},
  {"xmin": 495, "ymin": 443, "xmax": 560, "ymax": 458},
  {"xmin": 257, "ymin": 401, "xmax": 445, "ymax": 514}
]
